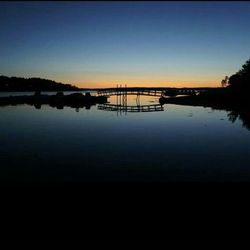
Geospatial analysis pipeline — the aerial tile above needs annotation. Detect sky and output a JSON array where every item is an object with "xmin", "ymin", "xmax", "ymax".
[{"xmin": 1, "ymin": 1, "xmax": 250, "ymax": 88}]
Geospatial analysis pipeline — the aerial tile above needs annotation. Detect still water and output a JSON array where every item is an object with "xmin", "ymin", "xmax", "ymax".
[{"xmin": 1, "ymin": 93, "xmax": 250, "ymax": 182}]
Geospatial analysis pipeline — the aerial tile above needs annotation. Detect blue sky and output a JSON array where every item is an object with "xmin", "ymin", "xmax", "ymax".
[{"xmin": 1, "ymin": 1, "xmax": 250, "ymax": 87}]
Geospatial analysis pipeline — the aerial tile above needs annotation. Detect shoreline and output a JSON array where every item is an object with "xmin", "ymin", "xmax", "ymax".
[
  {"xmin": 0, "ymin": 92, "xmax": 107, "ymax": 109},
  {"xmin": 160, "ymin": 88, "xmax": 250, "ymax": 110}
]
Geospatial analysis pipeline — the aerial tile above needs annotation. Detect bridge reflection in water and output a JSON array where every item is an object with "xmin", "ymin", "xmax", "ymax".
[
  {"xmin": 98, "ymin": 103, "xmax": 164, "ymax": 113},
  {"xmin": 97, "ymin": 85, "xmax": 164, "ymax": 115}
]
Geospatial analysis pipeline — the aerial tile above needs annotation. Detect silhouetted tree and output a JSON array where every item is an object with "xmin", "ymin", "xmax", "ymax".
[
  {"xmin": 228, "ymin": 110, "xmax": 239, "ymax": 123},
  {"xmin": 227, "ymin": 109, "xmax": 250, "ymax": 131},
  {"xmin": 221, "ymin": 76, "xmax": 229, "ymax": 87},
  {"xmin": 228, "ymin": 59, "xmax": 250, "ymax": 89}
]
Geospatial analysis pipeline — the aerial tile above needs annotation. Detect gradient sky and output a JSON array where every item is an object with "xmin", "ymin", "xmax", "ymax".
[{"xmin": 1, "ymin": 1, "xmax": 250, "ymax": 88}]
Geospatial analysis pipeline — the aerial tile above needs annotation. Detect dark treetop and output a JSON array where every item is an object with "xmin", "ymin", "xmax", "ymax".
[
  {"xmin": 228, "ymin": 58, "xmax": 250, "ymax": 90},
  {"xmin": 0, "ymin": 75, "xmax": 79, "ymax": 91}
]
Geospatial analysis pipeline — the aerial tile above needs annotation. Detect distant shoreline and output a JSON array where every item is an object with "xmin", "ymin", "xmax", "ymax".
[
  {"xmin": 0, "ymin": 87, "xmax": 221, "ymax": 92},
  {"xmin": 0, "ymin": 92, "xmax": 107, "ymax": 109}
]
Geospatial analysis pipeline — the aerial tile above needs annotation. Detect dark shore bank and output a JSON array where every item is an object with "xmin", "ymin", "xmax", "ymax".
[
  {"xmin": 0, "ymin": 92, "xmax": 107, "ymax": 109},
  {"xmin": 160, "ymin": 87, "xmax": 250, "ymax": 109}
]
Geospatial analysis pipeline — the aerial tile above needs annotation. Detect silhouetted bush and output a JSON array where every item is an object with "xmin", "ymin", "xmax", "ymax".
[
  {"xmin": 56, "ymin": 92, "xmax": 64, "ymax": 96},
  {"xmin": 34, "ymin": 90, "xmax": 41, "ymax": 96},
  {"xmin": 162, "ymin": 89, "xmax": 178, "ymax": 97},
  {"xmin": 85, "ymin": 92, "xmax": 91, "ymax": 97}
]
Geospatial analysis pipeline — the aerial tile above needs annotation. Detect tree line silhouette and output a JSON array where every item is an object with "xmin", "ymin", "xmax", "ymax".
[
  {"xmin": 221, "ymin": 58, "xmax": 250, "ymax": 130},
  {"xmin": 0, "ymin": 75, "xmax": 79, "ymax": 91},
  {"xmin": 159, "ymin": 58, "xmax": 250, "ymax": 131},
  {"xmin": 222, "ymin": 58, "xmax": 250, "ymax": 90}
]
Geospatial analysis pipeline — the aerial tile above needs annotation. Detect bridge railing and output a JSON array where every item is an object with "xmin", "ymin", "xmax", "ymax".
[
  {"xmin": 97, "ymin": 87, "xmax": 209, "ymax": 97},
  {"xmin": 97, "ymin": 89, "xmax": 163, "ymax": 97}
]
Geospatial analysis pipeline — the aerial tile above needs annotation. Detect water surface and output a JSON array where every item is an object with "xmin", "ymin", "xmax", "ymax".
[{"xmin": 1, "ymin": 94, "xmax": 250, "ymax": 182}]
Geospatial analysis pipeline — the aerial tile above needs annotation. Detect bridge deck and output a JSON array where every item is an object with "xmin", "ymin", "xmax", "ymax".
[
  {"xmin": 97, "ymin": 89, "xmax": 162, "ymax": 97},
  {"xmin": 96, "ymin": 87, "xmax": 216, "ymax": 97}
]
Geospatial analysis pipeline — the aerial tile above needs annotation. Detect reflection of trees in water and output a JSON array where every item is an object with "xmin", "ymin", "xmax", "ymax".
[
  {"xmin": 227, "ymin": 109, "xmax": 250, "ymax": 131},
  {"xmin": 22, "ymin": 103, "xmax": 250, "ymax": 131}
]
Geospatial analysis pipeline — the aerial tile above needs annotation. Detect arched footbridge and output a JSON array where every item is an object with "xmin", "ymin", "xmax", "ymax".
[{"xmin": 96, "ymin": 87, "xmax": 214, "ymax": 97}]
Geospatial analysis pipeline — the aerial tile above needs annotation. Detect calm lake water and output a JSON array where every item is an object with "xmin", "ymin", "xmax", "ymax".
[{"xmin": 1, "ymin": 92, "xmax": 250, "ymax": 182}]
